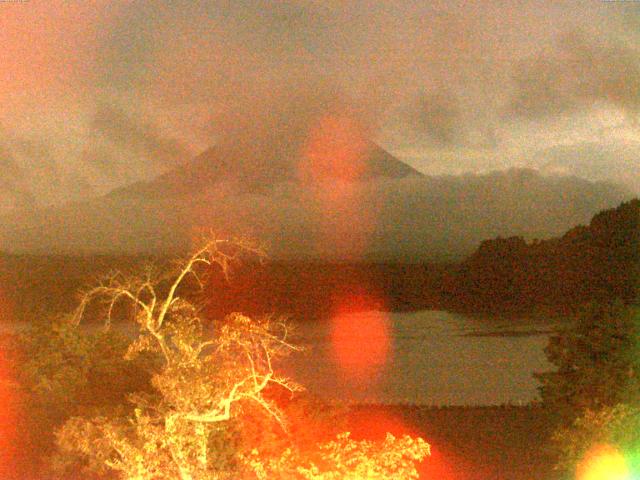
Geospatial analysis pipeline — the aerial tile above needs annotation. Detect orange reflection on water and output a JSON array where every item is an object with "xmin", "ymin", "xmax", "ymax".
[
  {"xmin": 329, "ymin": 291, "xmax": 390, "ymax": 382},
  {"xmin": 577, "ymin": 444, "xmax": 631, "ymax": 480}
]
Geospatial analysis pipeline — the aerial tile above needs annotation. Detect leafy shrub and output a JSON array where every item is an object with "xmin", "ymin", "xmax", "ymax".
[
  {"xmin": 535, "ymin": 301, "xmax": 640, "ymax": 422},
  {"xmin": 51, "ymin": 238, "xmax": 430, "ymax": 479},
  {"xmin": 9, "ymin": 315, "xmax": 154, "ymax": 477},
  {"xmin": 552, "ymin": 404, "xmax": 640, "ymax": 478}
]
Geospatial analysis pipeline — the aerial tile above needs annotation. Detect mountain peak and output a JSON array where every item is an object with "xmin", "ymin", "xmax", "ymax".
[{"xmin": 109, "ymin": 131, "xmax": 421, "ymax": 198}]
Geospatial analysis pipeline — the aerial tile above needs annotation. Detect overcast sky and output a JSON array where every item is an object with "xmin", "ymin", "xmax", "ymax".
[{"xmin": 1, "ymin": 0, "xmax": 639, "ymax": 202}]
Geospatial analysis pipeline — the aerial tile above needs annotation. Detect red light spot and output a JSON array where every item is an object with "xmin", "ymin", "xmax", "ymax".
[
  {"xmin": 348, "ymin": 408, "xmax": 486, "ymax": 480},
  {"xmin": 329, "ymin": 292, "xmax": 390, "ymax": 382},
  {"xmin": 347, "ymin": 409, "xmax": 464, "ymax": 479},
  {"xmin": 348, "ymin": 409, "xmax": 417, "ymax": 440},
  {"xmin": 0, "ymin": 261, "xmax": 20, "ymax": 477}
]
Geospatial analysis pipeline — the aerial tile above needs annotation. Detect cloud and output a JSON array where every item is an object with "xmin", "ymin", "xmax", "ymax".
[
  {"xmin": 0, "ymin": 0, "xmax": 638, "ymax": 214},
  {"xmin": 532, "ymin": 141, "xmax": 640, "ymax": 194},
  {"xmin": 91, "ymin": 104, "xmax": 192, "ymax": 167},
  {"xmin": 0, "ymin": 143, "xmax": 21, "ymax": 180},
  {"xmin": 508, "ymin": 31, "xmax": 640, "ymax": 119},
  {"xmin": 0, "ymin": 140, "xmax": 38, "ymax": 211},
  {"xmin": 409, "ymin": 90, "xmax": 462, "ymax": 146},
  {"xmin": 0, "ymin": 132, "xmax": 102, "ymax": 214},
  {"xmin": 94, "ymin": 2, "xmax": 161, "ymax": 91}
]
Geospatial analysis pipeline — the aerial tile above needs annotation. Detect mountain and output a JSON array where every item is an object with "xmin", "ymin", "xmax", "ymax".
[
  {"xmin": 108, "ymin": 137, "xmax": 421, "ymax": 199},
  {"xmin": 0, "ymin": 160, "xmax": 631, "ymax": 260}
]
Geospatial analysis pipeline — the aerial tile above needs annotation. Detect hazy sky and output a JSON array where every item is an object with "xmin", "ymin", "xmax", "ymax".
[{"xmin": 1, "ymin": 0, "xmax": 639, "ymax": 204}]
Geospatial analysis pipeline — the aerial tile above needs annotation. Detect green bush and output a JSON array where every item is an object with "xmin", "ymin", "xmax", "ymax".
[
  {"xmin": 552, "ymin": 404, "xmax": 640, "ymax": 478},
  {"xmin": 536, "ymin": 301, "xmax": 640, "ymax": 422}
]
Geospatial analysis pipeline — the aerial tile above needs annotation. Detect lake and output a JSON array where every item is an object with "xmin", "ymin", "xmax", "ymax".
[
  {"xmin": 281, "ymin": 310, "xmax": 560, "ymax": 406},
  {"xmin": 1, "ymin": 310, "xmax": 561, "ymax": 406}
]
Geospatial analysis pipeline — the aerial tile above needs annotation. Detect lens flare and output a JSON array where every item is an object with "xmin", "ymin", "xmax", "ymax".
[
  {"xmin": 299, "ymin": 113, "xmax": 369, "ymax": 186},
  {"xmin": 348, "ymin": 409, "xmax": 417, "ymax": 440},
  {"xmin": 298, "ymin": 112, "xmax": 377, "ymax": 258},
  {"xmin": 0, "ymin": 259, "xmax": 20, "ymax": 477},
  {"xmin": 577, "ymin": 444, "xmax": 631, "ymax": 480},
  {"xmin": 329, "ymin": 291, "xmax": 390, "ymax": 382},
  {"xmin": 0, "ymin": 348, "xmax": 19, "ymax": 478}
]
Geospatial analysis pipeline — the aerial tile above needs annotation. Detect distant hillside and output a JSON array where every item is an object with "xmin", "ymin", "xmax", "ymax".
[
  {"xmin": 0, "ymin": 167, "xmax": 630, "ymax": 261},
  {"xmin": 1, "ymin": 199, "xmax": 638, "ymax": 323},
  {"xmin": 535, "ymin": 142, "xmax": 640, "ymax": 195},
  {"xmin": 443, "ymin": 198, "xmax": 640, "ymax": 314}
]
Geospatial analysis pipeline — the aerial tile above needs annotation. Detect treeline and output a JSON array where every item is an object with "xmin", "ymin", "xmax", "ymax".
[
  {"xmin": 0, "ymin": 254, "xmax": 158, "ymax": 323},
  {"xmin": 442, "ymin": 198, "xmax": 640, "ymax": 314},
  {"xmin": 0, "ymin": 252, "xmax": 451, "ymax": 323},
  {"xmin": 203, "ymin": 261, "xmax": 450, "ymax": 321},
  {"xmin": 1, "ymin": 199, "xmax": 638, "ymax": 323},
  {"xmin": 204, "ymin": 198, "xmax": 640, "ymax": 318}
]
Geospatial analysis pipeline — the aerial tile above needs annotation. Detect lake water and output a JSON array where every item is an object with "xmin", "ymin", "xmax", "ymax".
[
  {"xmin": 2, "ymin": 310, "xmax": 560, "ymax": 406},
  {"xmin": 281, "ymin": 310, "xmax": 559, "ymax": 406}
]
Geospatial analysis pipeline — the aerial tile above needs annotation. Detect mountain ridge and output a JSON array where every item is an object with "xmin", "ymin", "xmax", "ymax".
[
  {"xmin": 107, "ymin": 140, "xmax": 422, "ymax": 199},
  {"xmin": 0, "ymin": 161, "xmax": 631, "ymax": 260}
]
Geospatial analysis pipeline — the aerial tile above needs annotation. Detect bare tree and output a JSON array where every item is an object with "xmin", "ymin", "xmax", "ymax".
[
  {"xmin": 60, "ymin": 237, "xmax": 302, "ymax": 479},
  {"xmin": 56, "ymin": 236, "xmax": 430, "ymax": 480}
]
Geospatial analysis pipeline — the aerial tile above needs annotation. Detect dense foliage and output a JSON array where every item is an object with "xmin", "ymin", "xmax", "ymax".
[
  {"xmin": 3, "ymin": 199, "xmax": 638, "ymax": 323},
  {"xmin": 552, "ymin": 404, "xmax": 640, "ymax": 477},
  {"xmin": 535, "ymin": 301, "xmax": 640, "ymax": 476},
  {"xmin": 536, "ymin": 301, "xmax": 640, "ymax": 421},
  {"xmin": 246, "ymin": 432, "xmax": 429, "ymax": 479},
  {"xmin": 27, "ymin": 238, "xmax": 431, "ymax": 479},
  {"xmin": 5, "ymin": 317, "xmax": 153, "ymax": 478},
  {"xmin": 445, "ymin": 198, "xmax": 640, "ymax": 313}
]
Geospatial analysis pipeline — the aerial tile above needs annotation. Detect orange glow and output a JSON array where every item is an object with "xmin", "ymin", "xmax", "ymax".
[
  {"xmin": 329, "ymin": 291, "xmax": 390, "ymax": 382},
  {"xmin": 0, "ymin": 285, "xmax": 13, "ymax": 327},
  {"xmin": 0, "ymin": 2, "xmax": 107, "ymax": 109},
  {"xmin": 348, "ymin": 409, "xmax": 418, "ymax": 440},
  {"xmin": 0, "ymin": 348, "xmax": 19, "ymax": 478},
  {"xmin": 348, "ymin": 409, "xmax": 463, "ymax": 479},
  {"xmin": 299, "ymin": 112, "xmax": 378, "ymax": 258},
  {"xmin": 577, "ymin": 444, "xmax": 631, "ymax": 480},
  {"xmin": 349, "ymin": 412, "xmax": 468, "ymax": 480},
  {"xmin": 299, "ymin": 113, "xmax": 369, "ymax": 186},
  {"xmin": 419, "ymin": 444, "xmax": 465, "ymax": 480},
  {"xmin": 0, "ymin": 261, "xmax": 20, "ymax": 477}
]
